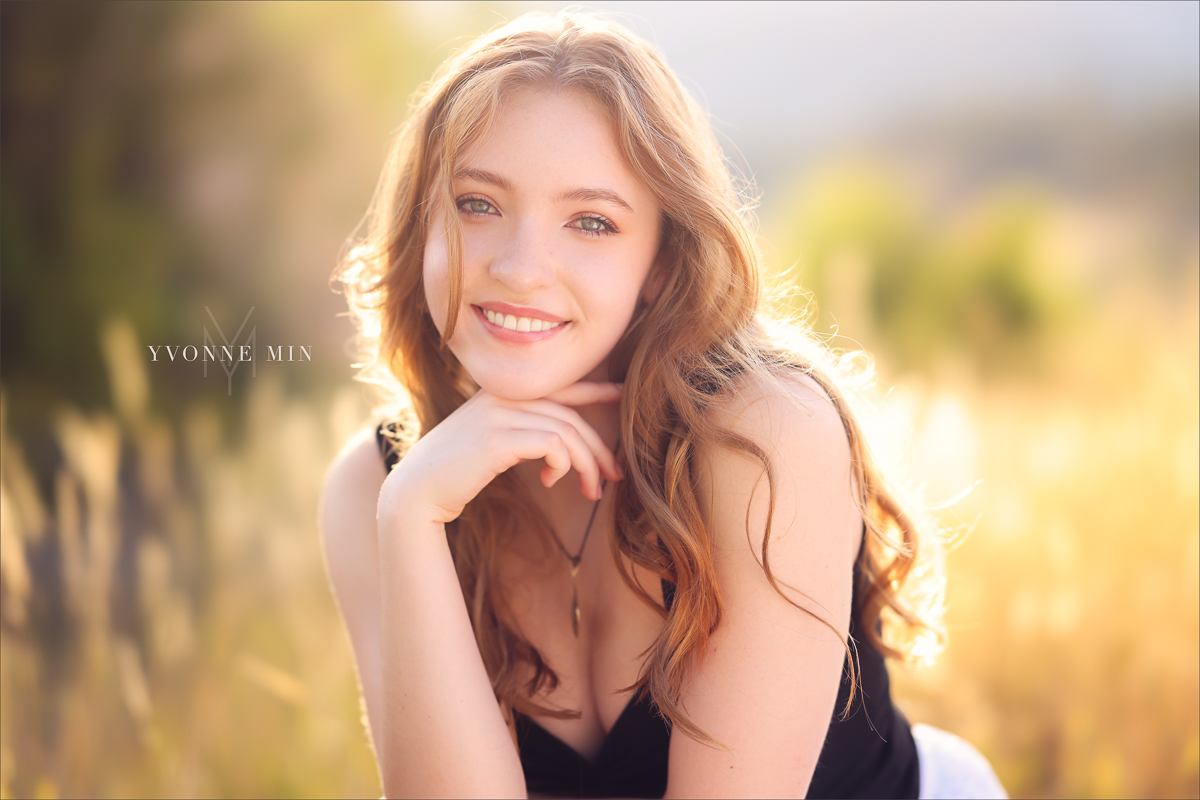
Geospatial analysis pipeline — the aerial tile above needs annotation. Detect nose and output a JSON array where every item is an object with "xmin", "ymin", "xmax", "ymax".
[{"xmin": 488, "ymin": 220, "xmax": 556, "ymax": 293}]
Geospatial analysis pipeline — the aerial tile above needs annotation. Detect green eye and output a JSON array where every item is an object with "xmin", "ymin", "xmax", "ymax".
[
  {"xmin": 466, "ymin": 199, "xmax": 492, "ymax": 214},
  {"xmin": 572, "ymin": 215, "xmax": 616, "ymax": 236}
]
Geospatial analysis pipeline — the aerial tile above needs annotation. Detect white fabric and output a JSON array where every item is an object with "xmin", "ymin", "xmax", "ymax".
[{"xmin": 913, "ymin": 723, "xmax": 1008, "ymax": 799}]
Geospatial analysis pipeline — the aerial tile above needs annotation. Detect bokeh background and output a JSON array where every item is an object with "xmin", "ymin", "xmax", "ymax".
[{"xmin": 1, "ymin": 2, "xmax": 1196, "ymax": 797}]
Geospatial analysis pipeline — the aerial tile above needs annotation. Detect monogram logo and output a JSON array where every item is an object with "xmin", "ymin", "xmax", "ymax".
[{"xmin": 203, "ymin": 306, "xmax": 256, "ymax": 396}]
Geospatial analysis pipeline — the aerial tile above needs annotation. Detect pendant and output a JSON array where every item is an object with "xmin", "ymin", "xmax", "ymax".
[
  {"xmin": 571, "ymin": 584, "xmax": 581, "ymax": 638},
  {"xmin": 569, "ymin": 558, "xmax": 581, "ymax": 637}
]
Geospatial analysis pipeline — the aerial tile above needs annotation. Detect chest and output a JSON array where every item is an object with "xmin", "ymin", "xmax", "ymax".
[{"xmin": 496, "ymin": 513, "xmax": 666, "ymax": 761}]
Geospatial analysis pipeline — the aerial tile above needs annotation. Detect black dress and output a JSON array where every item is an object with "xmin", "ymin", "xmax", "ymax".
[{"xmin": 376, "ymin": 421, "xmax": 919, "ymax": 799}]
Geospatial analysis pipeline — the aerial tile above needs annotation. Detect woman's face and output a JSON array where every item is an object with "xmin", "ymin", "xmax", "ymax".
[{"xmin": 423, "ymin": 87, "xmax": 663, "ymax": 401}]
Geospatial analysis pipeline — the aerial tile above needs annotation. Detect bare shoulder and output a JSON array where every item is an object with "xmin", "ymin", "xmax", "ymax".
[
  {"xmin": 319, "ymin": 425, "xmax": 387, "ymax": 623},
  {"xmin": 319, "ymin": 425, "xmax": 388, "ymax": 544},
  {"xmin": 695, "ymin": 367, "xmax": 861, "ymax": 609},
  {"xmin": 705, "ymin": 368, "xmax": 852, "ymax": 476}
]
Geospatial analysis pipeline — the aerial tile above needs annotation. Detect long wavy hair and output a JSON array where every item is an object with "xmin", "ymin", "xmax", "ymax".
[{"xmin": 334, "ymin": 11, "xmax": 943, "ymax": 744}]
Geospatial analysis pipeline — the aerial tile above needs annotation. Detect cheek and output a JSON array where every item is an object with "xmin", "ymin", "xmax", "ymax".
[
  {"xmin": 603, "ymin": 242, "xmax": 658, "ymax": 314},
  {"xmin": 423, "ymin": 225, "xmax": 450, "ymax": 335}
]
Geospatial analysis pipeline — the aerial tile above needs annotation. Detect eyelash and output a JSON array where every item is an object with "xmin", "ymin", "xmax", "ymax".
[
  {"xmin": 455, "ymin": 195, "xmax": 619, "ymax": 237},
  {"xmin": 570, "ymin": 213, "xmax": 619, "ymax": 237},
  {"xmin": 456, "ymin": 195, "xmax": 498, "ymax": 219}
]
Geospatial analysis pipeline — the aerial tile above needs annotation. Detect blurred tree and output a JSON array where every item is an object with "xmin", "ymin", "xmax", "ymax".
[
  {"xmin": 1, "ymin": 1, "xmax": 455, "ymax": 466},
  {"xmin": 2, "ymin": 3, "xmax": 182, "ymax": 432}
]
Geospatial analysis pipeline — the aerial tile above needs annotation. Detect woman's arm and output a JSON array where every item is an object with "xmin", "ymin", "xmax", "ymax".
[
  {"xmin": 319, "ymin": 384, "xmax": 623, "ymax": 798},
  {"xmin": 318, "ymin": 428, "xmax": 531, "ymax": 798},
  {"xmin": 664, "ymin": 372, "xmax": 862, "ymax": 799},
  {"xmin": 372, "ymin": 474, "xmax": 526, "ymax": 798},
  {"xmin": 319, "ymin": 428, "xmax": 388, "ymax": 765}
]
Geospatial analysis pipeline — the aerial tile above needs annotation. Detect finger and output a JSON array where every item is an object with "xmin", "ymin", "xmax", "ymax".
[
  {"xmin": 504, "ymin": 406, "xmax": 613, "ymax": 494},
  {"xmin": 515, "ymin": 400, "xmax": 623, "ymax": 482},
  {"xmin": 503, "ymin": 410, "xmax": 604, "ymax": 500},
  {"xmin": 543, "ymin": 381, "xmax": 623, "ymax": 407},
  {"xmin": 501, "ymin": 429, "xmax": 572, "ymax": 488}
]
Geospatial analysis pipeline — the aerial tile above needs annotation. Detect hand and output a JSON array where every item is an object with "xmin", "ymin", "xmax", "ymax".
[{"xmin": 377, "ymin": 382, "xmax": 624, "ymax": 528}]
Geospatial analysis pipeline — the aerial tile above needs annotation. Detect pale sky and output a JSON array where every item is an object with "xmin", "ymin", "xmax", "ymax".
[{"xmin": 468, "ymin": 1, "xmax": 1199, "ymax": 180}]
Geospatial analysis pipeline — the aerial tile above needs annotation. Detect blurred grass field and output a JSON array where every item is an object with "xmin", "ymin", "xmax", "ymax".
[{"xmin": 1, "ymin": 3, "xmax": 1197, "ymax": 798}]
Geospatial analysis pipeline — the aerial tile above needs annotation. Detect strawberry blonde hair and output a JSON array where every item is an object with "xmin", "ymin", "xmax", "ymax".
[{"xmin": 334, "ymin": 10, "xmax": 942, "ymax": 743}]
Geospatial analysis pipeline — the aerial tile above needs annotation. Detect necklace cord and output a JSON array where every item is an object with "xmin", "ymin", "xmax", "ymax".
[{"xmin": 548, "ymin": 479, "xmax": 608, "ymax": 566}]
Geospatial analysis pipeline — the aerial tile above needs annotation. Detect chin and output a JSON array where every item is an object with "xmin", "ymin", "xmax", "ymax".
[{"xmin": 469, "ymin": 367, "xmax": 576, "ymax": 402}]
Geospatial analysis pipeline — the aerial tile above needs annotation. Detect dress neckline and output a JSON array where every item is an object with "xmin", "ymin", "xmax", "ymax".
[
  {"xmin": 513, "ymin": 574, "xmax": 676, "ymax": 765},
  {"xmin": 515, "ymin": 691, "xmax": 658, "ymax": 766}
]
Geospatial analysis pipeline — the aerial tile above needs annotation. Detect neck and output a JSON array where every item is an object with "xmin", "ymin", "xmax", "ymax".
[
  {"xmin": 578, "ymin": 360, "xmax": 623, "ymax": 453},
  {"xmin": 513, "ymin": 366, "xmax": 622, "ymax": 543}
]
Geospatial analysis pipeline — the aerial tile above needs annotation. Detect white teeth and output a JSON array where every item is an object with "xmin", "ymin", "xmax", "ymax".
[
  {"xmin": 481, "ymin": 308, "xmax": 565, "ymax": 332},
  {"xmin": 480, "ymin": 307, "xmax": 564, "ymax": 331}
]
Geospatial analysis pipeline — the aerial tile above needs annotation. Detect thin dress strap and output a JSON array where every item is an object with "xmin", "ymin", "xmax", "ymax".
[{"xmin": 375, "ymin": 420, "xmax": 406, "ymax": 472}]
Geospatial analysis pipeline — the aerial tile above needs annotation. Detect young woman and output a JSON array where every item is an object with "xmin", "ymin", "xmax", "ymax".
[{"xmin": 321, "ymin": 11, "xmax": 1006, "ymax": 799}]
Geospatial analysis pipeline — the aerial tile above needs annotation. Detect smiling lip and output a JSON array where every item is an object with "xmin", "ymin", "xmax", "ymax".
[
  {"xmin": 473, "ymin": 304, "xmax": 570, "ymax": 342},
  {"xmin": 477, "ymin": 301, "xmax": 568, "ymax": 324}
]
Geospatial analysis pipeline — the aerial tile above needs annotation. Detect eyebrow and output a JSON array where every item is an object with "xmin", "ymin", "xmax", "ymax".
[
  {"xmin": 558, "ymin": 187, "xmax": 634, "ymax": 213},
  {"xmin": 454, "ymin": 167, "xmax": 513, "ymax": 191},
  {"xmin": 454, "ymin": 167, "xmax": 634, "ymax": 213}
]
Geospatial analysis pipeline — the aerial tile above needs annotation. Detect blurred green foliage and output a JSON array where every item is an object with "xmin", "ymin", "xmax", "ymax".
[
  {"xmin": 2, "ymin": 3, "xmax": 182, "ymax": 417},
  {"xmin": 769, "ymin": 165, "xmax": 1079, "ymax": 377},
  {"xmin": 1, "ymin": 1, "xmax": 466, "ymax": 458}
]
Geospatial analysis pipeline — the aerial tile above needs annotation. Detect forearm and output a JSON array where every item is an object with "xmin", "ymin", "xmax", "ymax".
[{"xmin": 376, "ymin": 509, "xmax": 526, "ymax": 798}]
